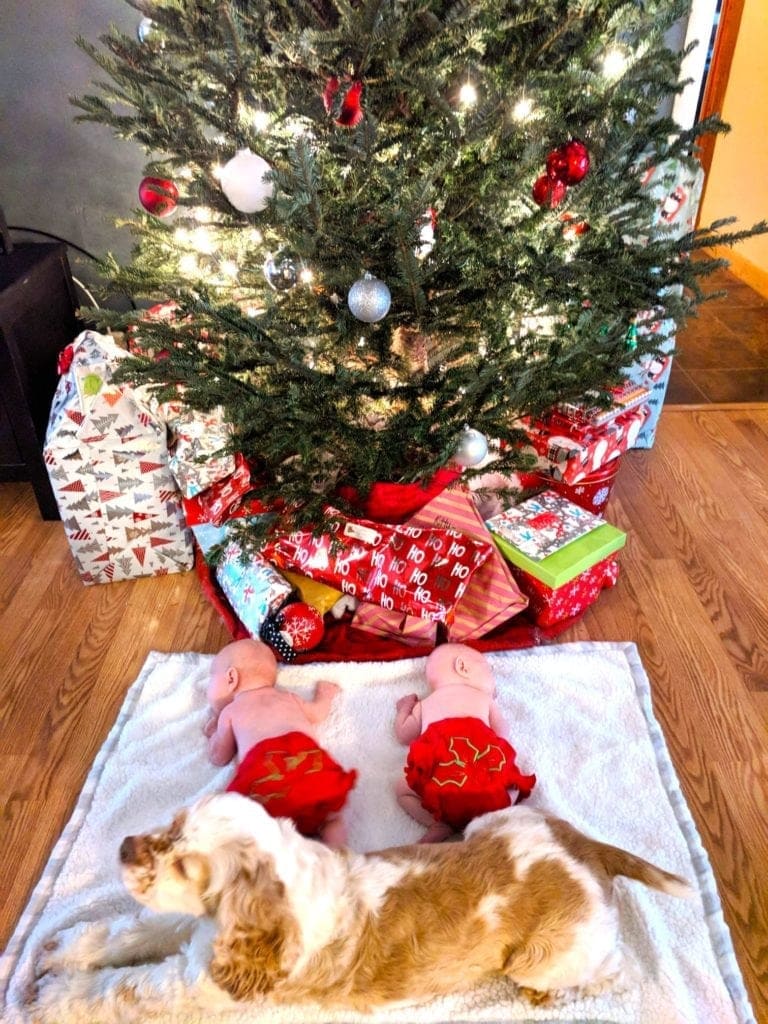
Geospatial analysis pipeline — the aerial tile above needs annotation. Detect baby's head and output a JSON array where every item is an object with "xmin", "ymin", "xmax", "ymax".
[
  {"xmin": 425, "ymin": 643, "xmax": 495, "ymax": 696},
  {"xmin": 207, "ymin": 639, "xmax": 278, "ymax": 713}
]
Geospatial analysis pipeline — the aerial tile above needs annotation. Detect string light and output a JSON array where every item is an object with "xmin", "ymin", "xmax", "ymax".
[
  {"xmin": 191, "ymin": 227, "xmax": 216, "ymax": 254},
  {"xmin": 251, "ymin": 109, "xmax": 270, "ymax": 132},
  {"xmin": 219, "ymin": 259, "xmax": 239, "ymax": 279},
  {"xmin": 512, "ymin": 96, "xmax": 534, "ymax": 122},
  {"xmin": 299, "ymin": 267, "xmax": 315, "ymax": 285},
  {"xmin": 459, "ymin": 81, "xmax": 477, "ymax": 107},
  {"xmin": 603, "ymin": 48, "xmax": 628, "ymax": 78},
  {"xmin": 179, "ymin": 254, "xmax": 199, "ymax": 276}
]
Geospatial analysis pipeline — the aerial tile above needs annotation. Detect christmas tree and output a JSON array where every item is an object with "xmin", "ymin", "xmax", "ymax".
[{"xmin": 74, "ymin": 0, "xmax": 764, "ymax": 539}]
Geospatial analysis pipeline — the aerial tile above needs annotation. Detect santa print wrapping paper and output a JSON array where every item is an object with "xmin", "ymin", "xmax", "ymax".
[
  {"xmin": 516, "ymin": 403, "xmax": 650, "ymax": 485},
  {"xmin": 181, "ymin": 453, "xmax": 267, "ymax": 526},
  {"xmin": 353, "ymin": 486, "xmax": 528, "ymax": 644},
  {"xmin": 485, "ymin": 490, "xmax": 604, "ymax": 561},
  {"xmin": 44, "ymin": 331, "xmax": 194, "ymax": 585},
  {"xmin": 511, "ymin": 556, "xmax": 620, "ymax": 626},
  {"xmin": 260, "ymin": 508, "xmax": 493, "ymax": 624}
]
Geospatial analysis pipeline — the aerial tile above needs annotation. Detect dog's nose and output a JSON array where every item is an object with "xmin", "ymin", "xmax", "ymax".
[{"xmin": 119, "ymin": 835, "xmax": 138, "ymax": 865}]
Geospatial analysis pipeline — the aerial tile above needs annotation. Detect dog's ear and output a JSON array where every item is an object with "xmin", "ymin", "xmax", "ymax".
[{"xmin": 210, "ymin": 845, "xmax": 295, "ymax": 1000}]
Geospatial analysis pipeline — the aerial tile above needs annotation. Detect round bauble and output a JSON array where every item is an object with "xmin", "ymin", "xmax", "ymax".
[
  {"xmin": 454, "ymin": 426, "xmax": 489, "ymax": 467},
  {"xmin": 138, "ymin": 176, "xmax": 178, "ymax": 217},
  {"xmin": 532, "ymin": 174, "xmax": 567, "ymax": 209},
  {"xmin": 279, "ymin": 602, "xmax": 325, "ymax": 652},
  {"xmin": 264, "ymin": 253, "xmax": 298, "ymax": 290},
  {"xmin": 136, "ymin": 17, "xmax": 154, "ymax": 43},
  {"xmin": 219, "ymin": 149, "xmax": 274, "ymax": 213},
  {"xmin": 348, "ymin": 273, "xmax": 391, "ymax": 323},
  {"xmin": 546, "ymin": 139, "xmax": 590, "ymax": 185}
]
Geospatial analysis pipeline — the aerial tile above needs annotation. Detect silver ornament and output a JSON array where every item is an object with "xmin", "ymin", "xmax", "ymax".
[
  {"xmin": 348, "ymin": 272, "xmax": 391, "ymax": 323},
  {"xmin": 454, "ymin": 426, "xmax": 489, "ymax": 467},
  {"xmin": 264, "ymin": 253, "xmax": 297, "ymax": 290},
  {"xmin": 137, "ymin": 17, "xmax": 154, "ymax": 43}
]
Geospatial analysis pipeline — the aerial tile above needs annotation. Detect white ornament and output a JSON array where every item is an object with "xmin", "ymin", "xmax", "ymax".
[
  {"xmin": 219, "ymin": 148, "xmax": 274, "ymax": 213},
  {"xmin": 348, "ymin": 272, "xmax": 391, "ymax": 323},
  {"xmin": 454, "ymin": 426, "xmax": 489, "ymax": 467}
]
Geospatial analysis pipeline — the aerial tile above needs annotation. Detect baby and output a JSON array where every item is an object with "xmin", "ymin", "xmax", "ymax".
[
  {"xmin": 394, "ymin": 643, "xmax": 536, "ymax": 843},
  {"xmin": 204, "ymin": 638, "xmax": 356, "ymax": 848}
]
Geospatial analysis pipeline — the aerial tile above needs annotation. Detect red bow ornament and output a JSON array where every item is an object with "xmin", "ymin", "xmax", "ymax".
[{"xmin": 323, "ymin": 77, "xmax": 364, "ymax": 127}]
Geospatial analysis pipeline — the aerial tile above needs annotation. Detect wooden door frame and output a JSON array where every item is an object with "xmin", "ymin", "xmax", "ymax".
[{"xmin": 696, "ymin": 0, "xmax": 746, "ymax": 184}]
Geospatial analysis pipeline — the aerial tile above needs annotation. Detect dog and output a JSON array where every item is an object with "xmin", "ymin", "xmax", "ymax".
[{"xmin": 32, "ymin": 792, "xmax": 691, "ymax": 1018}]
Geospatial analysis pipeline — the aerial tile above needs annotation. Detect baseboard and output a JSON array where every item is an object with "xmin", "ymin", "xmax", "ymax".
[{"xmin": 705, "ymin": 245, "xmax": 768, "ymax": 299}]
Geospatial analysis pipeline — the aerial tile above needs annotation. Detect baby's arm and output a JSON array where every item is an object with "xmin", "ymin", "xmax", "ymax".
[
  {"xmin": 301, "ymin": 680, "xmax": 341, "ymax": 724},
  {"xmin": 207, "ymin": 707, "xmax": 237, "ymax": 766},
  {"xmin": 394, "ymin": 694, "xmax": 422, "ymax": 745}
]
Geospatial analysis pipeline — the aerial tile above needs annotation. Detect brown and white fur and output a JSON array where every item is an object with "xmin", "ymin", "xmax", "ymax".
[{"xmin": 32, "ymin": 792, "xmax": 691, "ymax": 1018}]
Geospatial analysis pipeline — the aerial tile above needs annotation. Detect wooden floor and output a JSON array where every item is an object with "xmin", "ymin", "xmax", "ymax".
[
  {"xmin": 668, "ymin": 265, "xmax": 768, "ymax": 403},
  {"xmin": 1, "ymin": 421, "xmax": 767, "ymax": 1019}
]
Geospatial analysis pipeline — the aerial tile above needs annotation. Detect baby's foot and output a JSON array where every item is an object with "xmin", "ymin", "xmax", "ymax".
[
  {"xmin": 319, "ymin": 817, "xmax": 348, "ymax": 849},
  {"xmin": 419, "ymin": 822, "xmax": 454, "ymax": 844}
]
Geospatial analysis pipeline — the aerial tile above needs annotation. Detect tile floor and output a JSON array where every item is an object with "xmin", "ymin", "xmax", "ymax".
[{"xmin": 667, "ymin": 266, "xmax": 768, "ymax": 403}]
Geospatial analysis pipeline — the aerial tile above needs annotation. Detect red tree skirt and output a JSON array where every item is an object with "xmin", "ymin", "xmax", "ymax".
[{"xmin": 195, "ymin": 555, "xmax": 579, "ymax": 663}]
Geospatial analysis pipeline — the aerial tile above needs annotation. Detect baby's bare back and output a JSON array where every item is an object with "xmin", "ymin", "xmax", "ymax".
[{"xmin": 229, "ymin": 688, "xmax": 317, "ymax": 756}]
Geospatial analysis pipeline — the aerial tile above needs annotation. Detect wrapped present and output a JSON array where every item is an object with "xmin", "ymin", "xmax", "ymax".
[
  {"xmin": 554, "ymin": 381, "xmax": 652, "ymax": 433},
  {"xmin": 215, "ymin": 537, "xmax": 294, "ymax": 639},
  {"xmin": 182, "ymin": 454, "xmax": 268, "ymax": 527},
  {"xmin": 44, "ymin": 330, "xmax": 193, "ymax": 585},
  {"xmin": 281, "ymin": 571, "xmax": 344, "ymax": 617},
  {"xmin": 510, "ymin": 556, "xmax": 620, "ymax": 626},
  {"xmin": 641, "ymin": 157, "xmax": 705, "ymax": 242},
  {"xmin": 165, "ymin": 404, "xmax": 235, "ymax": 499},
  {"xmin": 625, "ymin": 326, "xmax": 676, "ymax": 450},
  {"xmin": 352, "ymin": 485, "xmax": 528, "ymax": 645},
  {"xmin": 516, "ymin": 403, "xmax": 650, "ymax": 485},
  {"xmin": 485, "ymin": 490, "xmax": 605, "ymax": 562},
  {"xmin": 190, "ymin": 517, "xmax": 294, "ymax": 637},
  {"xmin": 261, "ymin": 508, "xmax": 493, "ymax": 624},
  {"xmin": 486, "ymin": 492, "xmax": 626, "ymax": 589},
  {"xmin": 540, "ymin": 454, "xmax": 626, "ymax": 512}
]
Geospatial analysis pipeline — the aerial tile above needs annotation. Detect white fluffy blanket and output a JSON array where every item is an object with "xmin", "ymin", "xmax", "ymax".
[{"xmin": 0, "ymin": 642, "xmax": 754, "ymax": 1024}]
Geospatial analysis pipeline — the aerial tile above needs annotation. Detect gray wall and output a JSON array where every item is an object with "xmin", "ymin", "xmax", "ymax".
[{"xmin": 0, "ymin": 1, "xmax": 145, "ymax": 290}]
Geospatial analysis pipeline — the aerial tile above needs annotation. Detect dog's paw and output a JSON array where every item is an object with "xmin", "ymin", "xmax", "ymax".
[{"xmin": 35, "ymin": 920, "xmax": 114, "ymax": 976}]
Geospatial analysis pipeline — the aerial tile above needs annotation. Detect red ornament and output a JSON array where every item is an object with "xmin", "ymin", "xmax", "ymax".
[
  {"xmin": 532, "ymin": 174, "xmax": 567, "ymax": 209},
  {"xmin": 546, "ymin": 139, "xmax": 590, "ymax": 186},
  {"xmin": 323, "ymin": 77, "xmax": 364, "ymax": 127},
  {"xmin": 138, "ymin": 176, "xmax": 178, "ymax": 217},
  {"xmin": 278, "ymin": 602, "xmax": 325, "ymax": 652}
]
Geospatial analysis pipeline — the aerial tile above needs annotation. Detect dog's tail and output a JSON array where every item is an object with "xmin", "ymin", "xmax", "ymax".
[
  {"xmin": 595, "ymin": 841, "xmax": 693, "ymax": 899},
  {"xmin": 548, "ymin": 815, "xmax": 693, "ymax": 899}
]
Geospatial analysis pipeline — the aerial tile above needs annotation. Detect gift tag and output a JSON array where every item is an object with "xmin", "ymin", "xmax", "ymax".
[{"xmin": 343, "ymin": 521, "xmax": 382, "ymax": 546}]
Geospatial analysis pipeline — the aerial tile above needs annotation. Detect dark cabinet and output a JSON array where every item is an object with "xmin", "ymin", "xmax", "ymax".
[{"xmin": 0, "ymin": 243, "xmax": 79, "ymax": 519}]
